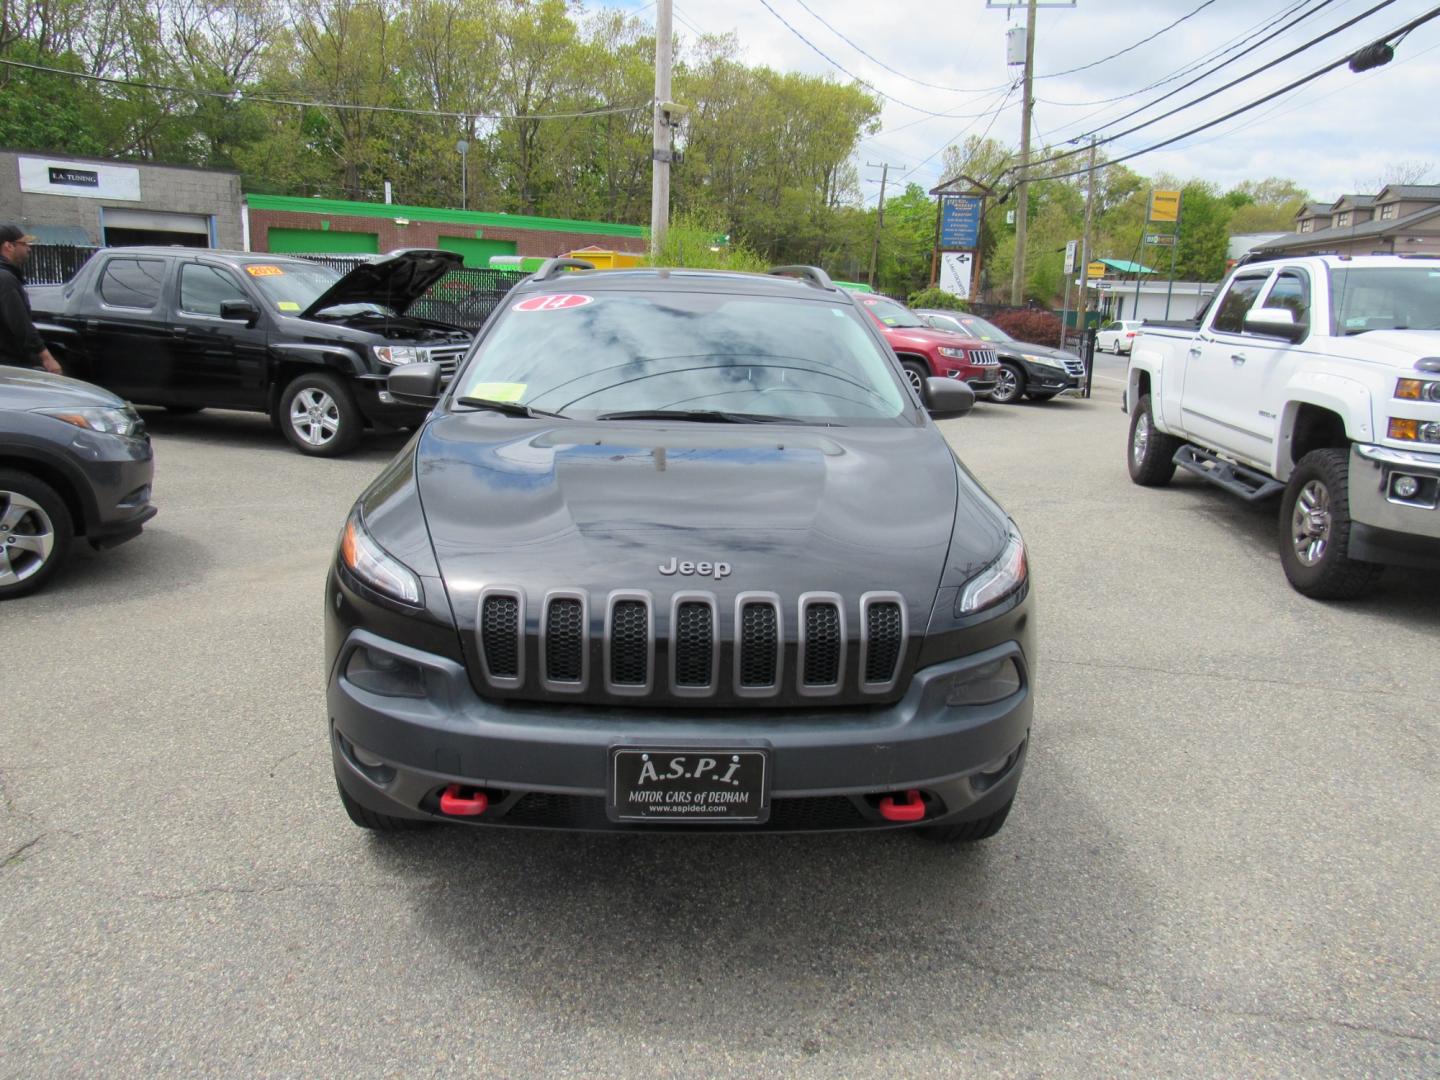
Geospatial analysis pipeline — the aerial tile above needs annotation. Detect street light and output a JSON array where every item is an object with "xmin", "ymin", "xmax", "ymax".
[{"xmin": 455, "ymin": 139, "xmax": 469, "ymax": 210}]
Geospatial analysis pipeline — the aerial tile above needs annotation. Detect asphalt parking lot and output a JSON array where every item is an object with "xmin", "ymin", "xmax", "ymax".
[{"xmin": 3, "ymin": 371, "xmax": 1437, "ymax": 1077}]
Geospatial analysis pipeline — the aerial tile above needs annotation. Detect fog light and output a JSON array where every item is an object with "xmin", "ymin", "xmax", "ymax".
[
  {"xmin": 345, "ymin": 645, "xmax": 426, "ymax": 698},
  {"xmin": 352, "ymin": 743, "xmax": 387, "ymax": 768},
  {"xmin": 946, "ymin": 657, "xmax": 1022, "ymax": 706},
  {"xmin": 1394, "ymin": 475, "xmax": 1420, "ymax": 499}
]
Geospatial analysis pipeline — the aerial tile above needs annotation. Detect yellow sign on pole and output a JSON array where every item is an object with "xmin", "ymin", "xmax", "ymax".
[
  {"xmin": 1149, "ymin": 189, "xmax": 1181, "ymax": 223},
  {"xmin": 1086, "ymin": 261, "xmax": 1106, "ymax": 278}
]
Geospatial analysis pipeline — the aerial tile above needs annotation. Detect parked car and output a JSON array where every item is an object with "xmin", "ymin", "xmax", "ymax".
[
  {"xmin": 0, "ymin": 366, "xmax": 156, "ymax": 598},
  {"xmin": 1096, "ymin": 319, "xmax": 1143, "ymax": 354},
  {"xmin": 916, "ymin": 310, "xmax": 1083, "ymax": 404},
  {"xmin": 29, "ymin": 247, "xmax": 474, "ymax": 457},
  {"xmin": 856, "ymin": 296, "xmax": 999, "ymax": 397},
  {"xmin": 1126, "ymin": 253, "xmax": 1440, "ymax": 598},
  {"xmin": 327, "ymin": 261, "xmax": 1032, "ymax": 838}
]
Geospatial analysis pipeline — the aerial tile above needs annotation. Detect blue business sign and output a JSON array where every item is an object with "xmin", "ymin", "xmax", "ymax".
[{"xmin": 940, "ymin": 196, "xmax": 982, "ymax": 250}]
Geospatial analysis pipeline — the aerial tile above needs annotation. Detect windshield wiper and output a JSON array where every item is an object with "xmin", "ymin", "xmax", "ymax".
[
  {"xmin": 593, "ymin": 408, "xmax": 793, "ymax": 424},
  {"xmin": 455, "ymin": 396, "xmax": 569, "ymax": 419}
]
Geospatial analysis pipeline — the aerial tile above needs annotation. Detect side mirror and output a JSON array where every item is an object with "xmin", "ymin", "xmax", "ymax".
[
  {"xmin": 220, "ymin": 299, "xmax": 261, "ymax": 325},
  {"xmin": 1243, "ymin": 307, "xmax": 1306, "ymax": 342},
  {"xmin": 387, "ymin": 360, "xmax": 444, "ymax": 405},
  {"xmin": 924, "ymin": 376, "xmax": 976, "ymax": 420}
]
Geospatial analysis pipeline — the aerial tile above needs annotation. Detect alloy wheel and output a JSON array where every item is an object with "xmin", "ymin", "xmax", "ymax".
[
  {"xmin": 0, "ymin": 490, "xmax": 57, "ymax": 586},
  {"xmin": 290, "ymin": 388, "xmax": 340, "ymax": 447},
  {"xmin": 993, "ymin": 366, "xmax": 1019, "ymax": 403},
  {"xmin": 1132, "ymin": 410, "xmax": 1151, "ymax": 465},
  {"xmin": 1291, "ymin": 479, "xmax": 1332, "ymax": 566},
  {"xmin": 905, "ymin": 367, "xmax": 925, "ymax": 395}
]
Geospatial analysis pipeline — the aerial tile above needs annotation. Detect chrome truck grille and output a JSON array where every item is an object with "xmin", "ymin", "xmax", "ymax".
[
  {"xmin": 473, "ymin": 588, "xmax": 909, "ymax": 702},
  {"xmin": 425, "ymin": 344, "xmax": 470, "ymax": 377},
  {"xmin": 969, "ymin": 349, "xmax": 998, "ymax": 366}
]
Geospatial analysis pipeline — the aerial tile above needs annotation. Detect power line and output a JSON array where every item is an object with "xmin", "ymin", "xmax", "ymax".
[
  {"xmin": 753, "ymin": 0, "xmax": 1023, "ymax": 118},
  {"xmin": 1035, "ymin": 0, "xmax": 1221, "ymax": 79},
  {"xmin": 1006, "ymin": 5, "xmax": 1440, "ymax": 185},
  {"xmin": 896, "ymin": 80, "xmax": 1021, "ymax": 190},
  {"xmin": 0, "ymin": 56, "xmax": 651, "ymax": 122},
  {"xmin": 789, "ymin": 0, "xmax": 1013, "ymax": 95}
]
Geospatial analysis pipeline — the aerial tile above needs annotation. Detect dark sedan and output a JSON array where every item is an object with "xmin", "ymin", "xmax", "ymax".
[
  {"xmin": 0, "ymin": 366, "xmax": 156, "ymax": 598},
  {"xmin": 916, "ymin": 310, "xmax": 1085, "ymax": 405}
]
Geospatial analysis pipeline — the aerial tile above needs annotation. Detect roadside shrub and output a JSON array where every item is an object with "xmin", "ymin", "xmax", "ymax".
[
  {"xmin": 987, "ymin": 309, "xmax": 1063, "ymax": 348},
  {"xmin": 907, "ymin": 287, "xmax": 969, "ymax": 311},
  {"xmin": 645, "ymin": 211, "xmax": 769, "ymax": 273}
]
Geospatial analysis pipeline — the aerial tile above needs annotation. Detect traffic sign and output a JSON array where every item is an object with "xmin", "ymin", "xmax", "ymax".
[
  {"xmin": 1064, "ymin": 240, "xmax": 1078, "ymax": 273},
  {"xmin": 1145, "ymin": 233, "xmax": 1177, "ymax": 247}
]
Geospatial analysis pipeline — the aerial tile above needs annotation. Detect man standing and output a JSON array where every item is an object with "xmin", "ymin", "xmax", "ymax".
[{"xmin": 0, "ymin": 224, "xmax": 62, "ymax": 374}]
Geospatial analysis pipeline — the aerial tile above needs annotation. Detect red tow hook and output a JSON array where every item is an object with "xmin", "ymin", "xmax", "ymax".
[
  {"xmin": 439, "ymin": 784, "xmax": 489, "ymax": 816},
  {"xmin": 878, "ymin": 789, "xmax": 927, "ymax": 823}
]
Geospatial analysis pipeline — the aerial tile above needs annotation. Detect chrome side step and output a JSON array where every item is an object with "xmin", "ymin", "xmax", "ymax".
[{"xmin": 1174, "ymin": 444, "xmax": 1284, "ymax": 502}]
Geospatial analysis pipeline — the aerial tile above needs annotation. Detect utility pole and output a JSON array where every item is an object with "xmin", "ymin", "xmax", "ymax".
[
  {"xmin": 866, "ymin": 162, "xmax": 901, "ymax": 288},
  {"xmin": 649, "ymin": 0, "xmax": 673, "ymax": 260},
  {"xmin": 1009, "ymin": 0, "xmax": 1037, "ymax": 306},
  {"xmin": 1077, "ymin": 137, "xmax": 1098, "ymax": 336}
]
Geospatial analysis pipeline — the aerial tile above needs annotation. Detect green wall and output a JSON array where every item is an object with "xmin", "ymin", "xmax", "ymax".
[
  {"xmin": 438, "ymin": 235, "xmax": 518, "ymax": 267},
  {"xmin": 267, "ymin": 227, "xmax": 378, "ymax": 254}
]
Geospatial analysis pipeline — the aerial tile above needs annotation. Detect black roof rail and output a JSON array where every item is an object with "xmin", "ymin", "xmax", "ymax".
[
  {"xmin": 767, "ymin": 265, "xmax": 836, "ymax": 291},
  {"xmin": 530, "ymin": 257, "xmax": 596, "ymax": 282}
]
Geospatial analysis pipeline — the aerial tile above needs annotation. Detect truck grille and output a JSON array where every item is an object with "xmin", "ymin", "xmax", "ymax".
[
  {"xmin": 426, "ymin": 343, "xmax": 469, "ymax": 377},
  {"xmin": 475, "ymin": 589, "xmax": 908, "ymax": 701},
  {"xmin": 969, "ymin": 349, "xmax": 998, "ymax": 366}
]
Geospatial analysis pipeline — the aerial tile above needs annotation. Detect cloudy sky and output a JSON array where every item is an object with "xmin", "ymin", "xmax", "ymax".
[{"xmin": 612, "ymin": 0, "xmax": 1440, "ymax": 205}]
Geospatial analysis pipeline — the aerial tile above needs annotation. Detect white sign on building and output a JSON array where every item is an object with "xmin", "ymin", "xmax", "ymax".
[
  {"xmin": 938, "ymin": 251, "xmax": 975, "ymax": 300},
  {"xmin": 18, "ymin": 157, "xmax": 142, "ymax": 201}
]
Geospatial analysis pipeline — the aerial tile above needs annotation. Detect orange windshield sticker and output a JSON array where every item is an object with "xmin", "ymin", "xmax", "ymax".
[{"xmin": 245, "ymin": 265, "xmax": 284, "ymax": 277}]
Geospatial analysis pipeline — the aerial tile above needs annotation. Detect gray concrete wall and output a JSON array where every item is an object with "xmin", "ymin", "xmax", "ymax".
[{"xmin": 0, "ymin": 150, "xmax": 242, "ymax": 248}]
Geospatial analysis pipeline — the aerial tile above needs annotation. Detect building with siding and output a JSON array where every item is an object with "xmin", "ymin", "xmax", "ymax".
[
  {"xmin": 1256, "ymin": 185, "xmax": 1440, "ymax": 258},
  {"xmin": 244, "ymin": 194, "xmax": 647, "ymax": 265}
]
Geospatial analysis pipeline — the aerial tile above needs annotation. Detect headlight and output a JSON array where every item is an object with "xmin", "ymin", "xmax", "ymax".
[
  {"xmin": 1395, "ymin": 378, "xmax": 1440, "ymax": 402},
  {"xmin": 1021, "ymin": 353, "xmax": 1064, "ymax": 369},
  {"xmin": 373, "ymin": 345, "xmax": 425, "ymax": 366},
  {"xmin": 33, "ymin": 406, "xmax": 142, "ymax": 437},
  {"xmin": 937, "ymin": 346, "xmax": 969, "ymax": 360},
  {"xmin": 338, "ymin": 507, "xmax": 423, "ymax": 605},
  {"xmin": 958, "ymin": 530, "xmax": 1028, "ymax": 615},
  {"xmin": 1388, "ymin": 418, "xmax": 1440, "ymax": 444}
]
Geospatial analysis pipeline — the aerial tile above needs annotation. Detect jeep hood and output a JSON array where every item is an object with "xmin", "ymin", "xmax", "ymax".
[
  {"xmin": 301, "ymin": 248, "xmax": 464, "ymax": 319},
  {"xmin": 414, "ymin": 418, "xmax": 1002, "ymax": 623}
]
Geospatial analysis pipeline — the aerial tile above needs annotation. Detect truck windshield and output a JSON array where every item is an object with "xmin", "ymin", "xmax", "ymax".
[
  {"xmin": 239, "ymin": 261, "xmax": 389, "ymax": 317},
  {"xmin": 456, "ymin": 291, "xmax": 910, "ymax": 425},
  {"xmin": 1331, "ymin": 266, "xmax": 1440, "ymax": 334}
]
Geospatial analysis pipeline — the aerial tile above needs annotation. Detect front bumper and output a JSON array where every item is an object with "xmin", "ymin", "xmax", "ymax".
[
  {"xmin": 329, "ymin": 629, "xmax": 1032, "ymax": 833},
  {"xmin": 79, "ymin": 432, "xmax": 157, "ymax": 547},
  {"xmin": 1017, "ymin": 361, "xmax": 1080, "ymax": 393},
  {"xmin": 1348, "ymin": 443, "xmax": 1440, "ymax": 568}
]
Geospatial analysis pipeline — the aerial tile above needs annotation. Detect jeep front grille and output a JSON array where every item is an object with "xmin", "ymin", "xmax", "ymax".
[
  {"xmin": 970, "ymin": 349, "xmax": 998, "ymax": 366},
  {"xmin": 474, "ymin": 588, "xmax": 909, "ymax": 701}
]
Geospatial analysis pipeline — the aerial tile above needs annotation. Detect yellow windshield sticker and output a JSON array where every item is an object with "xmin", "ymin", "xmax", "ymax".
[
  {"xmin": 245, "ymin": 264, "xmax": 284, "ymax": 277},
  {"xmin": 277, "ymin": 301, "xmax": 301, "ymax": 311},
  {"xmin": 465, "ymin": 382, "xmax": 527, "ymax": 402}
]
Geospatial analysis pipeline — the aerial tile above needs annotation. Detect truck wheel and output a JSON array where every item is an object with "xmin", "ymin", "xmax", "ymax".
[
  {"xmin": 1278, "ymin": 448, "xmax": 1383, "ymax": 599},
  {"xmin": 990, "ymin": 363, "xmax": 1025, "ymax": 405},
  {"xmin": 901, "ymin": 361, "xmax": 928, "ymax": 397},
  {"xmin": 335, "ymin": 771, "xmax": 431, "ymax": 832},
  {"xmin": 916, "ymin": 796, "xmax": 1014, "ymax": 844},
  {"xmin": 1127, "ymin": 394, "xmax": 1181, "ymax": 486},
  {"xmin": 0, "ymin": 471, "xmax": 74, "ymax": 600},
  {"xmin": 279, "ymin": 372, "xmax": 363, "ymax": 457}
]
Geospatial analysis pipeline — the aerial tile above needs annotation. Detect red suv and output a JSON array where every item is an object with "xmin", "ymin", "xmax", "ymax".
[{"xmin": 859, "ymin": 297, "xmax": 1000, "ymax": 398}]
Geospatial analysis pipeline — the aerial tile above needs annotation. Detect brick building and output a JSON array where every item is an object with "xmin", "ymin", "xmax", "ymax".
[{"xmin": 244, "ymin": 194, "xmax": 647, "ymax": 266}]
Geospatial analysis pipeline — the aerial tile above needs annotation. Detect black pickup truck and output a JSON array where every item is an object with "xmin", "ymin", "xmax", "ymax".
[{"xmin": 29, "ymin": 247, "xmax": 474, "ymax": 456}]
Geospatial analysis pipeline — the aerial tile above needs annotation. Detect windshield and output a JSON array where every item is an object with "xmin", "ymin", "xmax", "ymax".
[
  {"xmin": 860, "ymin": 297, "xmax": 928, "ymax": 329},
  {"xmin": 454, "ymin": 291, "xmax": 910, "ymax": 424},
  {"xmin": 954, "ymin": 314, "xmax": 1013, "ymax": 342},
  {"xmin": 1330, "ymin": 266, "xmax": 1440, "ymax": 334},
  {"xmin": 240, "ymin": 261, "xmax": 389, "ymax": 317}
]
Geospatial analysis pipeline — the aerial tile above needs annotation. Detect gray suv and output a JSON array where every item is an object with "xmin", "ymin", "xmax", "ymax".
[{"xmin": 0, "ymin": 366, "xmax": 156, "ymax": 598}]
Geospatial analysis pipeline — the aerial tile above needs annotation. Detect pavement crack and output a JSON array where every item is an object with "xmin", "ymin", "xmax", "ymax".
[{"xmin": 1, "ymin": 834, "xmax": 45, "ymax": 869}]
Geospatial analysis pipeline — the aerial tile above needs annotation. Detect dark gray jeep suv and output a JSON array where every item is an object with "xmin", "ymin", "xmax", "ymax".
[
  {"xmin": 0, "ymin": 366, "xmax": 156, "ymax": 598},
  {"xmin": 325, "ymin": 263, "xmax": 1033, "ymax": 839}
]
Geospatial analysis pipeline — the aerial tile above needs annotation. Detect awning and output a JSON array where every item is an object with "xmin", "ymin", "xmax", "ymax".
[
  {"xmin": 1098, "ymin": 258, "xmax": 1157, "ymax": 275},
  {"xmin": 27, "ymin": 223, "xmax": 95, "ymax": 246}
]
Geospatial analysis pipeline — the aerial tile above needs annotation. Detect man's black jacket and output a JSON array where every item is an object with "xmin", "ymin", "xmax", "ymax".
[{"xmin": 0, "ymin": 258, "xmax": 44, "ymax": 366}]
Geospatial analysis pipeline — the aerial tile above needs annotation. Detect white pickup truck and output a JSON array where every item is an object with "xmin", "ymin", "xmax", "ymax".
[{"xmin": 1124, "ymin": 253, "xmax": 1440, "ymax": 599}]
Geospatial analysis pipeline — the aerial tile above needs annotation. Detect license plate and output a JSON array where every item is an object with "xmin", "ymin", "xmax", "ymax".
[{"xmin": 610, "ymin": 748, "xmax": 769, "ymax": 823}]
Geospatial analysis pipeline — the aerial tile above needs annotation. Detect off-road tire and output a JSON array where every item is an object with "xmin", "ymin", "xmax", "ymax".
[
  {"xmin": 279, "ymin": 371, "xmax": 364, "ymax": 457},
  {"xmin": 1278, "ymin": 447, "xmax": 1383, "ymax": 600},
  {"xmin": 917, "ymin": 796, "xmax": 1014, "ymax": 844},
  {"xmin": 335, "ymin": 772, "xmax": 431, "ymax": 831},
  {"xmin": 989, "ymin": 362, "xmax": 1026, "ymax": 405},
  {"xmin": 1127, "ymin": 394, "xmax": 1181, "ymax": 486},
  {"xmin": 0, "ymin": 470, "xmax": 74, "ymax": 600}
]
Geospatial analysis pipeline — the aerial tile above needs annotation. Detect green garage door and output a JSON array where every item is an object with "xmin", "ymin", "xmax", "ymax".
[
  {"xmin": 438, "ymin": 235, "xmax": 517, "ymax": 267},
  {"xmin": 267, "ymin": 228, "xmax": 378, "ymax": 254}
]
